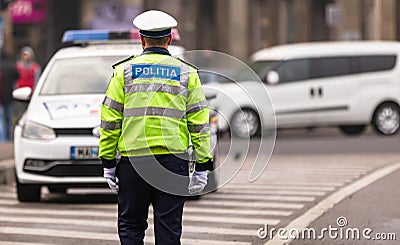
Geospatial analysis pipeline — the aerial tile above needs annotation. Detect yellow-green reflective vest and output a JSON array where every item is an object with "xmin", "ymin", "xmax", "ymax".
[{"xmin": 99, "ymin": 53, "xmax": 213, "ymax": 164}]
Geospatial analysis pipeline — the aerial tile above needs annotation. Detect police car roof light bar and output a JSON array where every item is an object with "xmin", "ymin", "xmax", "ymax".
[
  {"xmin": 62, "ymin": 30, "xmax": 109, "ymax": 43},
  {"xmin": 62, "ymin": 29, "xmax": 181, "ymax": 44}
]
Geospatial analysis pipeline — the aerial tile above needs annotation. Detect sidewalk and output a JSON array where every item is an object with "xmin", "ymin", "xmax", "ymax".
[
  {"xmin": 290, "ymin": 167, "xmax": 400, "ymax": 245},
  {"xmin": 0, "ymin": 142, "xmax": 14, "ymax": 185}
]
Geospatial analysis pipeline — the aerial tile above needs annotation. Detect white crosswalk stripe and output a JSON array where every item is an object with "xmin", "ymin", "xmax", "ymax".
[
  {"xmin": 0, "ymin": 211, "xmax": 279, "ymax": 227},
  {"xmin": 216, "ymin": 189, "xmax": 327, "ymax": 196},
  {"xmin": 0, "ymin": 226, "xmax": 252, "ymax": 245},
  {"xmin": 0, "ymin": 161, "xmax": 376, "ymax": 244},
  {"xmin": 0, "ymin": 205, "xmax": 293, "ymax": 217},
  {"xmin": 0, "ymin": 242, "xmax": 49, "ymax": 245},
  {"xmin": 204, "ymin": 193, "xmax": 316, "ymax": 202},
  {"xmin": 223, "ymin": 184, "xmax": 336, "ymax": 191},
  {"xmin": 190, "ymin": 200, "xmax": 304, "ymax": 209}
]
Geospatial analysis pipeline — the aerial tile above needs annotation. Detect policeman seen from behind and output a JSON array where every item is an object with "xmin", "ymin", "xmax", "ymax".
[{"xmin": 99, "ymin": 10, "xmax": 213, "ymax": 245}]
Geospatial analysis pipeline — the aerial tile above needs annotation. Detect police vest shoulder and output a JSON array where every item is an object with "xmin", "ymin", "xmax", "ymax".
[
  {"xmin": 112, "ymin": 55, "xmax": 135, "ymax": 69},
  {"xmin": 176, "ymin": 58, "xmax": 199, "ymax": 70}
]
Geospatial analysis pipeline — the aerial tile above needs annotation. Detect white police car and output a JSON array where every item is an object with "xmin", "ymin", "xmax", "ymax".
[{"xmin": 13, "ymin": 30, "xmax": 218, "ymax": 202}]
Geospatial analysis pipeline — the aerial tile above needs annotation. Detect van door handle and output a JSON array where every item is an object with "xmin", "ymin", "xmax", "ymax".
[
  {"xmin": 318, "ymin": 87, "xmax": 323, "ymax": 97},
  {"xmin": 310, "ymin": 88, "xmax": 315, "ymax": 97}
]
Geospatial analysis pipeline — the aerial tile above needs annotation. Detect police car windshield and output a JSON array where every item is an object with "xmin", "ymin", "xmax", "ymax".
[{"xmin": 40, "ymin": 56, "xmax": 124, "ymax": 95}]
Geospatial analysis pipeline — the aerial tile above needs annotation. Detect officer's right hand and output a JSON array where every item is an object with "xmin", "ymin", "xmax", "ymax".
[
  {"xmin": 103, "ymin": 167, "xmax": 119, "ymax": 192},
  {"xmin": 188, "ymin": 171, "xmax": 208, "ymax": 194}
]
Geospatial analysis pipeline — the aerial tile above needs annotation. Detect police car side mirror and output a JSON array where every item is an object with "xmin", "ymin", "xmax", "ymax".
[
  {"xmin": 266, "ymin": 71, "xmax": 279, "ymax": 85},
  {"xmin": 13, "ymin": 87, "xmax": 32, "ymax": 102}
]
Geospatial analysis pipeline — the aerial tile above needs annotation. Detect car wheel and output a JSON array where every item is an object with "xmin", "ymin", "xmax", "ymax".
[
  {"xmin": 16, "ymin": 174, "xmax": 41, "ymax": 202},
  {"xmin": 48, "ymin": 185, "xmax": 68, "ymax": 194},
  {"xmin": 230, "ymin": 109, "xmax": 260, "ymax": 138},
  {"xmin": 372, "ymin": 103, "xmax": 400, "ymax": 136},
  {"xmin": 339, "ymin": 125, "xmax": 366, "ymax": 136}
]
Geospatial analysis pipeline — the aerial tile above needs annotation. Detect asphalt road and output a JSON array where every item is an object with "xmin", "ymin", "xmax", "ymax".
[
  {"xmin": 218, "ymin": 127, "xmax": 400, "ymax": 157},
  {"xmin": 0, "ymin": 127, "xmax": 399, "ymax": 244}
]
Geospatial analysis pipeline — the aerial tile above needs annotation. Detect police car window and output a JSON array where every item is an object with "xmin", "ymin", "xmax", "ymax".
[
  {"xmin": 276, "ymin": 59, "xmax": 310, "ymax": 83},
  {"xmin": 40, "ymin": 56, "xmax": 124, "ymax": 95}
]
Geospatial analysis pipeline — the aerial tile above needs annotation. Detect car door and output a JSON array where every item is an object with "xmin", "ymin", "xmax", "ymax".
[
  {"xmin": 266, "ymin": 59, "xmax": 317, "ymax": 128},
  {"xmin": 311, "ymin": 56, "xmax": 360, "ymax": 125}
]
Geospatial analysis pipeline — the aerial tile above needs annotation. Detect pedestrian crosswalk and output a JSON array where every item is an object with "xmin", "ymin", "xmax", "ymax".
[{"xmin": 0, "ymin": 161, "xmax": 379, "ymax": 244}]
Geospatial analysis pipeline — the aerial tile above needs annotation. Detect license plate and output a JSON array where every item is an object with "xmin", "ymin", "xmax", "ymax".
[{"xmin": 71, "ymin": 146, "xmax": 99, "ymax": 159}]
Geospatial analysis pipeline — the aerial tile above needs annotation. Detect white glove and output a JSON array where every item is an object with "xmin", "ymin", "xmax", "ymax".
[
  {"xmin": 103, "ymin": 167, "xmax": 119, "ymax": 193},
  {"xmin": 188, "ymin": 171, "xmax": 208, "ymax": 194}
]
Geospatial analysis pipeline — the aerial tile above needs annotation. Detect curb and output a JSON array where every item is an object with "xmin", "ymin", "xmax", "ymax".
[
  {"xmin": 0, "ymin": 159, "xmax": 14, "ymax": 185},
  {"xmin": 265, "ymin": 162, "xmax": 400, "ymax": 245}
]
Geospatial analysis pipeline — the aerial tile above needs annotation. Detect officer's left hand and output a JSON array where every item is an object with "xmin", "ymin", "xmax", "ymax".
[
  {"xmin": 103, "ymin": 167, "xmax": 119, "ymax": 193},
  {"xmin": 188, "ymin": 171, "xmax": 208, "ymax": 194}
]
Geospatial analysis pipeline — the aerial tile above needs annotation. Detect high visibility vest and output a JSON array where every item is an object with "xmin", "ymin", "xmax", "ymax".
[{"xmin": 99, "ymin": 52, "xmax": 213, "ymax": 165}]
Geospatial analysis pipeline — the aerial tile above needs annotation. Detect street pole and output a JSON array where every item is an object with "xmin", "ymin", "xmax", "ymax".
[
  {"xmin": 374, "ymin": 0, "xmax": 382, "ymax": 40},
  {"xmin": 396, "ymin": 0, "xmax": 400, "ymax": 40}
]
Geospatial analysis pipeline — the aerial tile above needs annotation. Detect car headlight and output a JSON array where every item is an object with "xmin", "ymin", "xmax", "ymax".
[{"xmin": 22, "ymin": 121, "xmax": 56, "ymax": 140}]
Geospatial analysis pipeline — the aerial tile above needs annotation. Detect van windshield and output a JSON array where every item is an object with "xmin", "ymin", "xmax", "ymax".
[
  {"xmin": 40, "ymin": 56, "xmax": 124, "ymax": 95},
  {"xmin": 235, "ymin": 60, "xmax": 281, "ymax": 82}
]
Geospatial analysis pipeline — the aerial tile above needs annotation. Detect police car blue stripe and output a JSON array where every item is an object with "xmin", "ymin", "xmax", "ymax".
[{"xmin": 132, "ymin": 64, "xmax": 181, "ymax": 82}]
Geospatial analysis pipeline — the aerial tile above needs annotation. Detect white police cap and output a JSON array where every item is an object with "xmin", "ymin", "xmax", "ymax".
[{"xmin": 133, "ymin": 10, "xmax": 178, "ymax": 38}]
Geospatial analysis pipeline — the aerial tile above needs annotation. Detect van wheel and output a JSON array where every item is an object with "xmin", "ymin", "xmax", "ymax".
[
  {"xmin": 230, "ymin": 109, "xmax": 260, "ymax": 138},
  {"xmin": 372, "ymin": 103, "xmax": 400, "ymax": 136},
  {"xmin": 339, "ymin": 125, "xmax": 366, "ymax": 136},
  {"xmin": 16, "ymin": 174, "xmax": 41, "ymax": 202}
]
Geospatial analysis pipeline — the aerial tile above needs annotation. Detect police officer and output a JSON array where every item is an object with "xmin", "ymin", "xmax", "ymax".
[{"xmin": 99, "ymin": 10, "xmax": 213, "ymax": 245}]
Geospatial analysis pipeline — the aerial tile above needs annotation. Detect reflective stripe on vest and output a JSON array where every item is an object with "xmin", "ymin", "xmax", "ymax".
[
  {"xmin": 123, "ymin": 107, "xmax": 185, "ymax": 119},
  {"xmin": 124, "ymin": 83, "xmax": 188, "ymax": 97},
  {"xmin": 101, "ymin": 120, "xmax": 122, "ymax": 130},
  {"xmin": 188, "ymin": 123, "xmax": 210, "ymax": 133},
  {"xmin": 186, "ymin": 99, "xmax": 208, "ymax": 114},
  {"xmin": 180, "ymin": 62, "xmax": 190, "ymax": 88},
  {"xmin": 102, "ymin": 96, "xmax": 124, "ymax": 112}
]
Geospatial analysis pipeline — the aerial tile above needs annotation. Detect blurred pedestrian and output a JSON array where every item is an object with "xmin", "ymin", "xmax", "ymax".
[
  {"xmin": 14, "ymin": 46, "xmax": 41, "ymax": 121},
  {"xmin": 0, "ymin": 52, "xmax": 20, "ymax": 141},
  {"xmin": 16, "ymin": 46, "xmax": 41, "ymax": 90}
]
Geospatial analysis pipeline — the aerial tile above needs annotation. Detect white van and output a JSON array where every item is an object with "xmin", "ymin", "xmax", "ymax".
[{"xmin": 209, "ymin": 41, "xmax": 400, "ymax": 137}]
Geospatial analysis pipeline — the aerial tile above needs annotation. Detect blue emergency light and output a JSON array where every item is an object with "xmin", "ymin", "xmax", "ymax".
[
  {"xmin": 62, "ymin": 30, "xmax": 109, "ymax": 43},
  {"xmin": 62, "ymin": 29, "xmax": 181, "ymax": 44}
]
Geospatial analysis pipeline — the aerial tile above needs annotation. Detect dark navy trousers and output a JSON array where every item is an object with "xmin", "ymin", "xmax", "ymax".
[{"xmin": 117, "ymin": 155, "xmax": 189, "ymax": 245}]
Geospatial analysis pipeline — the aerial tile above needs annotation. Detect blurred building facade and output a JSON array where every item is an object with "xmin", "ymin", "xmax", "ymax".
[{"xmin": 2, "ymin": 0, "xmax": 400, "ymax": 66}]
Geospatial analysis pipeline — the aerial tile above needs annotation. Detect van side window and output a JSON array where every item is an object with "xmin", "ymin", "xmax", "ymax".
[
  {"xmin": 311, "ymin": 57, "xmax": 352, "ymax": 79},
  {"xmin": 276, "ymin": 59, "xmax": 310, "ymax": 83},
  {"xmin": 354, "ymin": 56, "xmax": 396, "ymax": 74}
]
